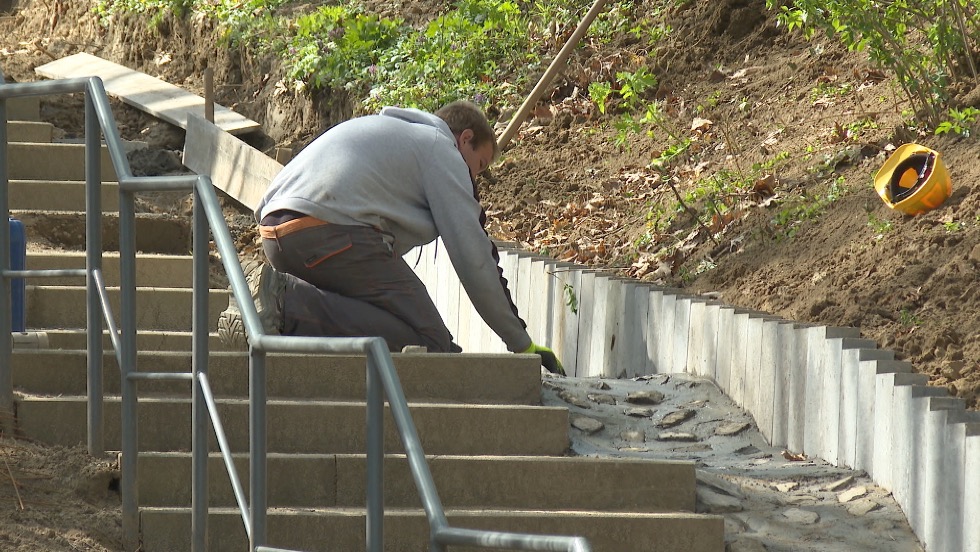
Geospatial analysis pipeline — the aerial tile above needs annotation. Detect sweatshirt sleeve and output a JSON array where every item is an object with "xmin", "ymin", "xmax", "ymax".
[{"xmin": 421, "ymin": 143, "xmax": 533, "ymax": 353}]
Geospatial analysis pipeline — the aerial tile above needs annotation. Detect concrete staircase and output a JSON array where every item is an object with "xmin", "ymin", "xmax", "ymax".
[{"xmin": 5, "ymin": 106, "xmax": 725, "ymax": 551}]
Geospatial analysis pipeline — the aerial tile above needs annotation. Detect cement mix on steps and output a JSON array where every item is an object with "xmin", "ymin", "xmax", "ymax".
[{"xmin": 541, "ymin": 372, "xmax": 924, "ymax": 552}]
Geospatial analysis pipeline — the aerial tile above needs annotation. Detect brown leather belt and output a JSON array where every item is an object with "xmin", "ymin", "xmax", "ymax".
[{"xmin": 259, "ymin": 216, "xmax": 330, "ymax": 240}]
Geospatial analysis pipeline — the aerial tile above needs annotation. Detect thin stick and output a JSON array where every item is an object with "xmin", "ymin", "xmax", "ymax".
[{"xmin": 2, "ymin": 451, "xmax": 24, "ymax": 510}]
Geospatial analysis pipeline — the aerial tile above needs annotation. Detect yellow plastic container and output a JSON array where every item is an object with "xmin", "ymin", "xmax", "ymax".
[{"xmin": 873, "ymin": 143, "xmax": 951, "ymax": 216}]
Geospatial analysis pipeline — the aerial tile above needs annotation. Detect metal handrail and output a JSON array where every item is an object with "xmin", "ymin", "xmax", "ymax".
[{"xmin": 0, "ymin": 74, "xmax": 591, "ymax": 552}]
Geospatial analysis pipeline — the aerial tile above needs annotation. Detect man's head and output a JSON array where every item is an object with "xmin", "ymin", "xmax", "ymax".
[{"xmin": 435, "ymin": 100, "xmax": 499, "ymax": 182}]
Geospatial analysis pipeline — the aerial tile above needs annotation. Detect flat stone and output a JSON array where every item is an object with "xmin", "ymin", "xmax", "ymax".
[
  {"xmin": 696, "ymin": 487, "xmax": 743, "ymax": 513},
  {"xmin": 824, "ymin": 475, "xmax": 855, "ymax": 492},
  {"xmin": 783, "ymin": 507, "xmax": 820, "ymax": 524},
  {"xmin": 625, "ymin": 390, "xmax": 665, "ymax": 405},
  {"xmin": 590, "ymin": 380, "xmax": 611, "ymax": 390},
  {"xmin": 838, "ymin": 485, "xmax": 868, "ymax": 503},
  {"xmin": 715, "ymin": 421, "xmax": 751, "ymax": 436},
  {"xmin": 620, "ymin": 429, "xmax": 645, "ymax": 442},
  {"xmin": 570, "ymin": 416, "xmax": 604, "ymax": 434},
  {"xmin": 656, "ymin": 431, "xmax": 698, "ymax": 442},
  {"xmin": 728, "ymin": 537, "xmax": 768, "ymax": 552},
  {"xmin": 587, "ymin": 393, "xmax": 616, "ymax": 405},
  {"xmin": 657, "ymin": 408, "xmax": 695, "ymax": 428},
  {"xmin": 847, "ymin": 498, "xmax": 880, "ymax": 516},
  {"xmin": 559, "ymin": 390, "xmax": 592, "ymax": 409},
  {"xmin": 773, "ymin": 482, "xmax": 799, "ymax": 493},
  {"xmin": 624, "ymin": 407, "xmax": 654, "ymax": 418}
]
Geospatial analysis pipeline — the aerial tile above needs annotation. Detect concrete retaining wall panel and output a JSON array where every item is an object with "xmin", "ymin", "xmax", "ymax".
[
  {"xmin": 645, "ymin": 288, "xmax": 670, "ymax": 374},
  {"xmin": 550, "ymin": 263, "xmax": 581, "ymax": 376},
  {"xmin": 687, "ymin": 299, "xmax": 707, "ymax": 378},
  {"xmin": 833, "ymin": 339, "xmax": 879, "ymax": 467},
  {"xmin": 671, "ymin": 296, "xmax": 694, "ymax": 374},
  {"xmin": 759, "ymin": 319, "xmax": 790, "ymax": 444},
  {"xmin": 853, "ymin": 359, "xmax": 912, "ymax": 474},
  {"xmin": 713, "ymin": 306, "xmax": 738, "ymax": 395},
  {"xmin": 528, "ymin": 258, "xmax": 554, "ymax": 349},
  {"xmin": 963, "ymin": 426, "xmax": 980, "ymax": 552},
  {"xmin": 658, "ymin": 291, "xmax": 678, "ymax": 373},
  {"xmin": 917, "ymin": 398, "xmax": 965, "ymax": 550},
  {"xmin": 785, "ymin": 323, "xmax": 812, "ymax": 454},
  {"xmin": 691, "ymin": 301, "xmax": 721, "ymax": 381},
  {"xmin": 872, "ymin": 372, "xmax": 927, "ymax": 490},
  {"xmin": 589, "ymin": 275, "xmax": 623, "ymax": 378},
  {"xmin": 619, "ymin": 280, "xmax": 649, "ymax": 378},
  {"xmin": 771, "ymin": 321, "xmax": 799, "ymax": 449},
  {"xmin": 574, "ymin": 271, "xmax": 600, "ymax": 377}
]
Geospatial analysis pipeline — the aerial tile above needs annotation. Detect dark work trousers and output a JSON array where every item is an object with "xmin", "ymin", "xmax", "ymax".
[{"xmin": 261, "ymin": 219, "xmax": 461, "ymax": 353}]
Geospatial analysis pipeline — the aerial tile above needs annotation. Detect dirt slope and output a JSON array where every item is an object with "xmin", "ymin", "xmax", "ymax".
[{"xmin": 0, "ymin": 1, "xmax": 977, "ymax": 551}]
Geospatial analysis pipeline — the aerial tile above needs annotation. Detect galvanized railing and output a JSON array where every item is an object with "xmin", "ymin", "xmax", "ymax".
[{"xmin": 0, "ymin": 73, "xmax": 591, "ymax": 552}]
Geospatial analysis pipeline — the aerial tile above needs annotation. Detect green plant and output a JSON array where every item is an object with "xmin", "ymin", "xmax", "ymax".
[
  {"xmin": 563, "ymin": 283, "xmax": 578, "ymax": 315},
  {"xmin": 944, "ymin": 219, "xmax": 965, "ymax": 233},
  {"xmin": 867, "ymin": 213, "xmax": 894, "ymax": 234},
  {"xmin": 766, "ymin": 0, "xmax": 980, "ymax": 125},
  {"xmin": 899, "ymin": 308, "xmax": 922, "ymax": 327},
  {"xmin": 589, "ymin": 81, "xmax": 613, "ymax": 115},
  {"xmin": 935, "ymin": 107, "xmax": 980, "ymax": 137}
]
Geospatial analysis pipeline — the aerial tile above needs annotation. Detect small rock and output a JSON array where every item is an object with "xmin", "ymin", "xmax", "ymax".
[
  {"xmin": 559, "ymin": 390, "xmax": 592, "ymax": 409},
  {"xmin": 697, "ymin": 487, "xmax": 743, "ymax": 513},
  {"xmin": 591, "ymin": 380, "xmax": 611, "ymax": 390},
  {"xmin": 658, "ymin": 408, "xmax": 695, "ymax": 428},
  {"xmin": 727, "ymin": 537, "xmax": 768, "ymax": 552},
  {"xmin": 847, "ymin": 498, "xmax": 880, "ymax": 516},
  {"xmin": 656, "ymin": 431, "xmax": 698, "ymax": 442},
  {"xmin": 783, "ymin": 507, "xmax": 820, "ymax": 524},
  {"xmin": 620, "ymin": 429, "xmax": 645, "ymax": 442},
  {"xmin": 626, "ymin": 390, "xmax": 665, "ymax": 405},
  {"xmin": 587, "ymin": 393, "xmax": 616, "ymax": 405},
  {"xmin": 715, "ymin": 421, "xmax": 751, "ymax": 436},
  {"xmin": 824, "ymin": 475, "xmax": 854, "ymax": 492},
  {"xmin": 570, "ymin": 416, "xmax": 604, "ymax": 435},
  {"xmin": 625, "ymin": 407, "xmax": 654, "ymax": 418},
  {"xmin": 773, "ymin": 482, "xmax": 798, "ymax": 493},
  {"xmin": 838, "ymin": 485, "xmax": 868, "ymax": 503}
]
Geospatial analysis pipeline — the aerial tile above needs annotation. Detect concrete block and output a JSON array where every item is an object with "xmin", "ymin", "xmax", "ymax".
[
  {"xmin": 658, "ymin": 291, "xmax": 678, "ymax": 372},
  {"xmin": 802, "ymin": 326, "xmax": 860, "ymax": 458},
  {"xmin": 854, "ymin": 359, "xmax": 912, "ymax": 474},
  {"xmin": 915, "ymin": 397, "xmax": 965, "ymax": 550},
  {"xmin": 759, "ymin": 318, "xmax": 792, "ymax": 445},
  {"xmin": 741, "ymin": 313, "xmax": 774, "ymax": 417},
  {"xmin": 590, "ymin": 274, "xmax": 623, "ymax": 378},
  {"xmin": 816, "ymin": 337, "xmax": 876, "ymax": 464},
  {"xmin": 770, "ymin": 322, "xmax": 798, "ymax": 449},
  {"xmin": 838, "ymin": 344, "xmax": 892, "ymax": 468},
  {"xmin": 785, "ymin": 323, "xmax": 813, "ymax": 454},
  {"xmin": 728, "ymin": 310, "xmax": 754, "ymax": 407},
  {"xmin": 872, "ymin": 371, "xmax": 928, "ymax": 490},
  {"xmin": 692, "ymin": 301, "xmax": 721, "ymax": 381},
  {"xmin": 686, "ymin": 299, "xmax": 707, "ymax": 378},
  {"xmin": 644, "ymin": 287, "xmax": 669, "ymax": 374},
  {"xmin": 528, "ymin": 258, "xmax": 555, "ymax": 348}
]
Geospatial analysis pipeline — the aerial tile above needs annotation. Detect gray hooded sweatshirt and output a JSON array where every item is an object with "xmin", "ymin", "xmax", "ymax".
[{"xmin": 256, "ymin": 107, "xmax": 532, "ymax": 353}]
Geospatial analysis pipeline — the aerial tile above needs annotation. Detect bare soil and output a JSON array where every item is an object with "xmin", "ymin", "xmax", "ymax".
[{"xmin": 1, "ymin": 0, "xmax": 977, "ymax": 550}]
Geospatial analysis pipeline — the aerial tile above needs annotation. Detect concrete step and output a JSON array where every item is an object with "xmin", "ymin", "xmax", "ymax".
[
  {"xmin": 25, "ymin": 285, "xmax": 225, "ymax": 331},
  {"xmin": 14, "ymin": 211, "xmax": 191, "ymax": 254},
  {"xmin": 15, "ymin": 396, "xmax": 570, "ymax": 455},
  {"xmin": 6, "ymin": 142, "xmax": 117, "ymax": 180},
  {"xmin": 12, "ymin": 350, "xmax": 542, "ymax": 404},
  {"xmin": 10, "ymin": 180, "xmax": 119, "ymax": 211},
  {"xmin": 138, "ymin": 452, "xmax": 697, "ymax": 512},
  {"xmin": 22, "ymin": 328, "xmax": 235, "ymax": 351},
  {"xmin": 6, "ymin": 121, "xmax": 54, "ymax": 142},
  {"xmin": 140, "ymin": 507, "xmax": 724, "ymax": 552},
  {"xmin": 6, "ymin": 96, "xmax": 40, "ymax": 121},
  {"xmin": 25, "ymin": 251, "xmax": 206, "ymax": 288}
]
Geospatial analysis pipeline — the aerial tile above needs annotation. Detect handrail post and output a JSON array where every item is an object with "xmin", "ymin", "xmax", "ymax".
[
  {"xmin": 118, "ymin": 182, "xmax": 140, "ymax": 549},
  {"xmin": 249, "ymin": 347, "xmax": 269, "ymax": 550},
  {"xmin": 366, "ymin": 352, "xmax": 384, "ymax": 552},
  {"xmin": 84, "ymin": 90, "xmax": 105, "ymax": 456},
  {"xmin": 191, "ymin": 185, "xmax": 211, "ymax": 552},
  {"xmin": 0, "ymin": 92, "xmax": 12, "ymax": 432}
]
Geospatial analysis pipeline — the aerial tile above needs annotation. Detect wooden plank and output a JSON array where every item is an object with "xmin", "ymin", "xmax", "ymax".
[
  {"xmin": 182, "ymin": 114, "xmax": 281, "ymax": 211},
  {"xmin": 35, "ymin": 52, "xmax": 260, "ymax": 135}
]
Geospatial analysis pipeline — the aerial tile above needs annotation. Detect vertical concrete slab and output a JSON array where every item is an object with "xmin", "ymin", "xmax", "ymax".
[
  {"xmin": 771, "ymin": 322, "xmax": 800, "ymax": 449},
  {"xmin": 590, "ymin": 274, "xmax": 623, "ymax": 378},
  {"xmin": 785, "ymin": 323, "xmax": 813, "ymax": 454},
  {"xmin": 759, "ymin": 318, "xmax": 791, "ymax": 445},
  {"xmin": 670, "ymin": 295, "xmax": 694, "ymax": 374},
  {"xmin": 941, "ymin": 411, "xmax": 980, "ymax": 552},
  {"xmin": 575, "ymin": 271, "xmax": 600, "ymax": 377},
  {"xmin": 742, "ymin": 313, "xmax": 774, "ymax": 420},
  {"xmin": 891, "ymin": 384, "xmax": 946, "ymax": 513},
  {"xmin": 514, "ymin": 252, "xmax": 534, "ymax": 325},
  {"xmin": 962, "ymin": 426, "xmax": 980, "ymax": 552},
  {"xmin": 916, "ymin": 397, "xmax": 965, "ymax": 550},
  {"xmin": 816, "ymin": 337, "xmax": 875, "ymax": 465},
  {"xmin": 854, "ymin": 359, "xmax": 912, "ymax": 474},
  {"xmin": 837, "ymin": 344, "xmax": 891, "ymax": 468},
  {"xmin": 728, "ymin": 310, "xmax": 753, "ymax": 408},
  {"xmin": 527, "ymin": 258, "xmax": 554, "ymax": 346},
  {"xmin": 872, "ymin": 372, "xmax": 928, "ymax": 491},
  {"xmin": 618, "ymin": 280, "xmax": 650, "ymax": 378},
  {"xmin": 549, "ymin": 263, "xmax": 581, "ymax": 377},
  {"xmin": 658, "ymin": 290, "xmax": 678, "ymax": 373},
  {"xmin": 645, "ymin": 287, "xmax": 670, "ymax": 374},
  {"xmin": 802, "ymin": 326, "xmax": 860, "ymax": 458},
  {"xmin": 714, "ymin": 306, "xmax": 737, "ymax": 394},
  {"xmin": 687, "ymin": 299, "xmax": 707, "ymax": 378},
  {"xmin": 695, "ymin": 301, "xmax": 723, "ymax": 381}
]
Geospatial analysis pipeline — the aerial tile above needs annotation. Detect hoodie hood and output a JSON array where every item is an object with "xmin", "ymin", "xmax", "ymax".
[{"xmin": 379, "ymin": 106, "xmax": 455, "ymax": 141}]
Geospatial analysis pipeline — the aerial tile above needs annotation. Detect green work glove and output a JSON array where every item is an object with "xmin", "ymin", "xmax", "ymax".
[{"xmin": 522, "ymin": 342, "xmax": 566, "ymax": 376}]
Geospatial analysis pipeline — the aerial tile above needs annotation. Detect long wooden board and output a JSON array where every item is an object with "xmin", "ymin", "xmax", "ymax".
[
  {"xmin": 35, "ymin": 52, "xmax": 260, "ymax": 135},
  {"xmin": 182, "ymin": 113, "xmax": 281, "ymax": 212}
]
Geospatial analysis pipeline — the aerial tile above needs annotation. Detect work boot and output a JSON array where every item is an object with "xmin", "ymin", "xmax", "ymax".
[{"xmin": 217, "ymin": 260, "xmax": 286, "ymax": 347}]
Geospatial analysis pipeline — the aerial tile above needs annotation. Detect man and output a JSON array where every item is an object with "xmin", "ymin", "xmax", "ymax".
[{"xmin": 217, "ymin": 100, "xmax": 564, "ymax": 375}]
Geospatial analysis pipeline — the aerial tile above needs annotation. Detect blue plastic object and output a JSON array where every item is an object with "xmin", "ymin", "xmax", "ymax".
[{"xmin": 9, "ymin": 217, "xmax": 25, "ymax": 332}]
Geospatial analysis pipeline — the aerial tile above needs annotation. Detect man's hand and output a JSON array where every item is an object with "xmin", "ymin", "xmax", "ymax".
[{"xmin": 523, "ymin": 343, "xmax": 566, "ymax": 376}]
